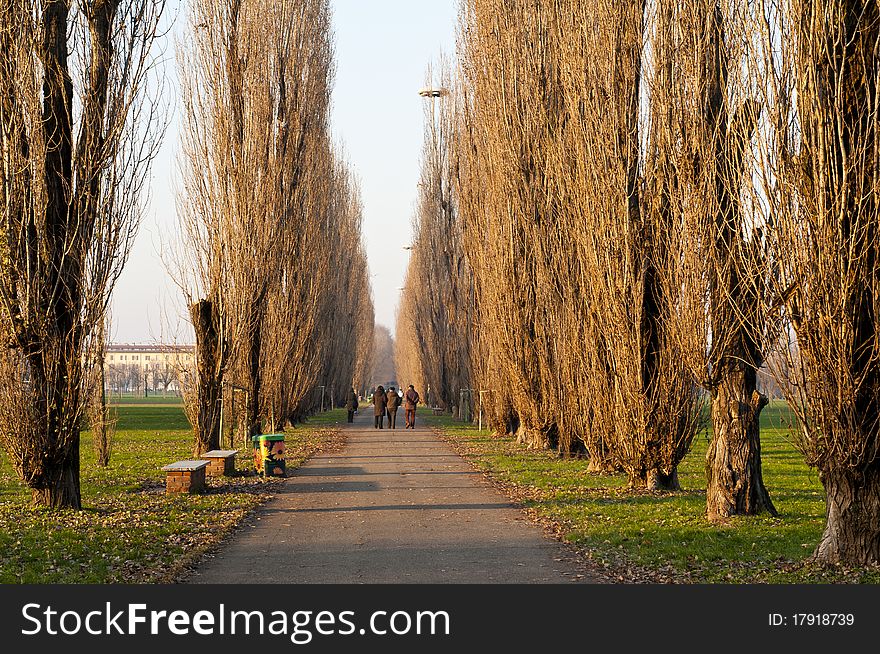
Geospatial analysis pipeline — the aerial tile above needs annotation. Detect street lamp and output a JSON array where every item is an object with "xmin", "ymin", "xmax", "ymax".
[
  {"xmin": 418, "ymin": 87, "xmax": 448, "ymax": 98},
  {"xmin": 419, "ymin": 86, "xmax": 449, "ymax": 132}
]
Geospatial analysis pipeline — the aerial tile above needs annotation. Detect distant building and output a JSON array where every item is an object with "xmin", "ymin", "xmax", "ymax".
[{"xmin": 104, "ymin": 344, "xmax": 194, "ymax": 395}]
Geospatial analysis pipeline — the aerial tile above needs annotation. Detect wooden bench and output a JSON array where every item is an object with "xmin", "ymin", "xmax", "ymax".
[
  {"xmin": 431, "ymin": 407, "xmax": 444, "ymax": 415},
  {"xmin": 200, "ymin": 449, "xmax": 239, "ymax": 477},
  {"xmin": 162, "ymin": 460, "xmax": 209, "ymax": 494}
]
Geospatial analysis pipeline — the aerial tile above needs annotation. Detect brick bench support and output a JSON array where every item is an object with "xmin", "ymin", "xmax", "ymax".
[
  {"xmin": 200, "ymin": 449, "xmax": 239, "ymax": 477},
  {"xmin": 162, "ymin": 460, "xmax": 210, "ymax": 494}
]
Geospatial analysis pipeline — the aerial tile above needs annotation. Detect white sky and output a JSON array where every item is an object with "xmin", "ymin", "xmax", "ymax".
[{"xmin": 110, "ymin": 0, "xmax": 457, "ymax": 343}]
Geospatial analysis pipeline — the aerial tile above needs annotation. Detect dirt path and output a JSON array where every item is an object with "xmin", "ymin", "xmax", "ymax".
[{"xmin": 188, "ymin": 409, "xmax": 595, "ymax": 583}]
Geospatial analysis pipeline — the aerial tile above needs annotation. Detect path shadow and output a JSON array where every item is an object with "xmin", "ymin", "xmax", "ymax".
[
  {"xmin": 321, "ymin": 454, "xmax": 460, "ymax": 460},
  {"xmin": 294, "ymin": 466, "xmax": 369, "ymax": 476},
  {"xmin": 286, "ymin": 480, "xmax": 381, "ymax": 493},
  {"xmin": 263, "ymin": 502, "xmax": 514, "ymax": 514},
  {"xmin": 293, "ymin": 467, "xmax": 479, "ymax": 477}
]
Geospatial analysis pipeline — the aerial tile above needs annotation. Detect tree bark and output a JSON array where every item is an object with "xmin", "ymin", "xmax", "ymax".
[
  {"xmin": 190, "ymin": 300, "xmax": 222, "ymax": 454},
  {"xmin": 94, "ymin": 356, "xmax": 111, "ymax": 466},
  {"xmin": 647, "ymin": 468, "xmax": 679, "ymax": 491},
  {"xmin": 28, "ymin": 0, "xmax": 80, "ymax": 510},
  {"xmin": 814, "ymin": 465, "xmax": 880, "ymax": 565},
  {"xmin": 629, "ymin": 466, "xmax": 680, "ymax": 491},
  {"xmin": 706, "ymin": 363, "xmax": 776, "ymax": 521},
  {"xmin": 246, "ymin": 314, "xmax": 263, "ymax": 438},
  {"xmin": 514, "ymin": 423, "xmax": 552, "ymax": 450},
  {"xmin": 700, "ymin": 2, "xmax": 774, "ymax": 521},
  {"xmin": 32, "ymin": 435, "xmax": 81, "ymax": 509},
  {"xmin": 804, "ymin": 0, "xmax": 880, "ymax": 564},
  {"xmin": 586, "ymin": 453, "xmax": 619, "ymax": 474},
  {"xmin": 627, "ymin": 0, "xmax": 686, "ymax": 487}
]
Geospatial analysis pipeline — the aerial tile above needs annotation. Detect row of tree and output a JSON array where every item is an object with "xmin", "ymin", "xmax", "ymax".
[
  {"xmin": 397, "ymin": 0, "xmax": 880, "ymax": 564},
  {"xmin": 101, "ymin": 363, "xmax": 181, "ymax": 396},
  {"xmin": 0, "ymin": 0, "xmax": 374, "ymax": 509},
  {"xmin": 176, "ymin": 0, "xmax": 374, "ymax": 455},
  {"xmin": 396, "ymin": 62, "xmax": 473, "ymax": 413}
]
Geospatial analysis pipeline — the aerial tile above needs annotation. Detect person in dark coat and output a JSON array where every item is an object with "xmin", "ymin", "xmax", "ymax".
[
  {"xmin": 373, "ymin": 385, "xmax": 387, "ymax": 429},
  {"xmin": 404, "ymin": 384, "xmax": 420, "ymax": 429},
  {"xmin": 344, "ymin": 387, "xmax": 359, "ymax": 423},
  {"xmin": 385, "ymin": 386, "xmax": 402, "ymax": 429}
]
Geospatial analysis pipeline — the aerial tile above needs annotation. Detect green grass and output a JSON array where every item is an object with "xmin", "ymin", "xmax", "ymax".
[
  {"xmin": 0, "ymin": 406, "xmax": 346, "ymax": 583},
  {"xmin": 109, "ymin": 394, "xmax": 185, "ymax": 405},
  {"xmin": 424, "ymin": 402, "xmax": 880, "ymax": 584}
]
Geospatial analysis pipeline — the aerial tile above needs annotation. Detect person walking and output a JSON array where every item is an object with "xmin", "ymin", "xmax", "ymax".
[
  {"xmin": 386, "ymin": 386, "xmax": 402, "ymax": 429},
  {"xmin": 373, "ymin": 385, "xmax": 387, "ymax": 429},
  {"xmin": 404, "ymin": 384, "xmax": 420, "ymax": 429},
  {"xmin": 344, "ymin": 386, "xmax": 358, "ymax": 423}
]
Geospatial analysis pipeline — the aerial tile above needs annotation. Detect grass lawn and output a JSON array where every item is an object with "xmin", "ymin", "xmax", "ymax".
[
  {"xmin": 107, "ymin": 394, "xmax": 186, "ymax": 405},
  {"xmin": 0, "ymin": 406, "xmax": 347, "ymax": 583},
  {"xmin": 424, "ymin": 402, "xmax": 880, "ymax": 584}
]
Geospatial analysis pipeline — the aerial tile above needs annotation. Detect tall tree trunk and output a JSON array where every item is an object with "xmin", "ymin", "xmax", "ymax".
[
  {"xmin": 98, "ymin": 369, "xmax": 110, "ymax": 465},
  {"xmin": 814, "ymin": 465, "xmax": 880, "ymax": 564},
  {"xmin": 803, "ymin": 0, "xmax": 880, "ymax": 564},
  {"xmin": 30, "ymin": 0, "xmax": 80, "ymax": 509},
  {"xmin": 707, "ymin": 362, "xmax": 776, "ymax": 519},
  {"xmin": 628, "ymin": 462, "xmax": 680, "ymax": 491},
  {"xmin": 32, "ymin": 434, "xmax": 81, "ymax": 509},
  {"xmin": 93, "ymin": 343, "xmax": 112, "ymax": 467},
  {"xmin": 191, "ymin": 300, "xmax": 222, "ymax": 454},
  {"xmin": 1, "ymin": 0, "xmax": 162, "ymax": 510},
  {"xmin": 514, "ymin": 423, "xmax": 555, "ymax": 450},
  {"xmin": 702, "ymin": 2, "xmax": 774, "ymax": 519},
  {"xmin": 246, "ymin": 317, "xmax": 262, "ymax": 437},
  {"xmin": 625, "ymin": 0, "xmax": 680, "ymax": 491}
]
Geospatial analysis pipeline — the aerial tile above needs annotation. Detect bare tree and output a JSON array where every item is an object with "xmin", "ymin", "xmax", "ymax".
[
  {"xmin": 452, "ymin": 0, "xmax": 698, "ymax": 485},
  {"xmin": 752, "ymin": 0, "xmax": 880, "ymax": 563},
  {"xmin": 394, "ymin": 285, "xmax": 426, "ymax": 400},
  {"xmin": 0, "ymin": 0, "xmax": 166, "ymax": 508},
  {"xmin": 151, "ymin": 361, "xmax": 177, "ymax": 395},
  {"xmin": 178, "ymin": 0, "xmax": 373, "ymax": 444},
  {"xmin": 106, "ymin": 364, "xmax": 126, "ymax": 396},
  {"xmin": 371, "ymin": 325, "xmax": 396, "ymax": 389},
  {"xmin": 89, "ymin": 316, "xmax": 115, "ymax": 466},
  {"xmin": 455, "ymin": 0, "xmax": 566, "ymax": 449},
  {"xmin": 172, "ymin": 0, "xmax": 231, "ymax": 450},
  {"xmin": 397, "ymin": 61, "xmax": 474, "ymax": 414},
  {"xmin": 650, "ymin": 0, "xmax": 776, "ymax": 517},
  {"xmin": 261, "ymin": 147, "xmax": 373, "ymax": 425},
  {"xmin": 550, "ymin": 0, "xmax": 699, "ymax": 488}
]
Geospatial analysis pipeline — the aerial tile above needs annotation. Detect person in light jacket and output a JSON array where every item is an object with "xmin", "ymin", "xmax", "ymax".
[
  {"xmin": 386, "ymin": 386, "xmax": 402, "ymax": 429},
  {"xmin": 373, "ymin": 385, "xmax": 387, "ymax": 429}
]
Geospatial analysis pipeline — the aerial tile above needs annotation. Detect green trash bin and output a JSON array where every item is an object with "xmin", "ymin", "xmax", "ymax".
[{"xmin": 252, "ymin": 433, "xmax": 286, "ymax": 477}]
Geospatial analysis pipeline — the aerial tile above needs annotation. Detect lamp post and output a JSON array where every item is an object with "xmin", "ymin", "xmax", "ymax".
[
  {"xmin": 318, "ymin": 385, "xmax": 325, "ymax": 413},
  {"xmin": 418, "ymin": 86, "xmax": 448, "ymax": 148},
  {"xmin": 417, "ymin": 83, "xmax": 448, "ymax": 417},
  {"xmin": 478, "ymin": 389, "xmax": 493, "ymax": 432}
]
